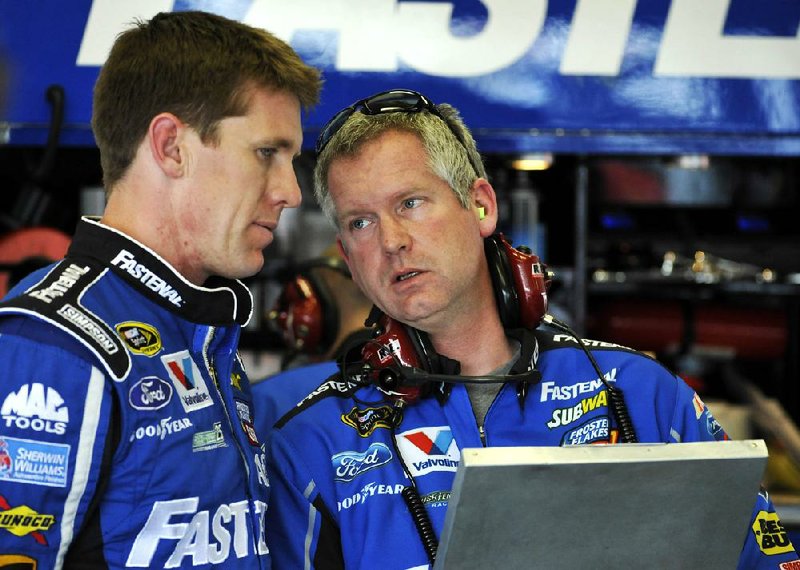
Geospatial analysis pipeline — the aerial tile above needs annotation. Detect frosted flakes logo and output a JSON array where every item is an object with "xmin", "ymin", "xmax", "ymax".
[
  {"xmin": 1, "ymin": 383, "xmax": 69, "ymax": 435},
  {"xmin": 160, "ymin": 352, "xmax": 213, "ymax": 413},
  {"xmin": 395, "ymin": 426, "xmax": 459, "ymax": 477}
]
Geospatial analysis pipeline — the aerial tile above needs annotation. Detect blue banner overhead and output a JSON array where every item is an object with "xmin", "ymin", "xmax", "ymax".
[{"xmin": 1, "ymin": 0, "xmax": 800, "ymax": 154}]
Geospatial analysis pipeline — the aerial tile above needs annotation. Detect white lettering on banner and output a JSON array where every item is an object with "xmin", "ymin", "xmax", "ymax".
[
  {"xmin": 655, "ymin": 0, "xmax": 800, "ymax": 78},
  {"xmin": 110, "ymin": 250, "xmax": 183, "ymax": 307},
  {"xmin": 76, "ymin": 0, "xmax": 800, "ymax": 78},
  {"xmin": 126, "ymin": 497, "xmax": 268, "ymax": 567}
]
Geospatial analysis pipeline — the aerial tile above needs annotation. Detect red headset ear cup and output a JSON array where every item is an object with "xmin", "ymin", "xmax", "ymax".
[
  {"xmin": 484, "ymin": 235, "xmax": 521, "ymax": 329},
  {"xmin": 269, "ymin": 257, "xmax": 349, "ymax": 355},
  {"xmin": 270, "ymin": 275, "xmax": 327, "ymax": 353},
  {"xmin": 302, "ymin": 267, "xmax": 339, "ymax": 353}
]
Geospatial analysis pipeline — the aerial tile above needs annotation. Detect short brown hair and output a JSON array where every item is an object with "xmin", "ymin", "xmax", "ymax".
[{"xmin": 92, "ymin": 11, "xmax": 321, "ymax": 191}]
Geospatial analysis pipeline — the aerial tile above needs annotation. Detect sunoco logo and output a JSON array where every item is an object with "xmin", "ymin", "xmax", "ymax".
[
  {"xmin": 0, "ymin": 495, "xmax": 55, "ymax": 545},
  {"xmin": 1, "ymin": 384, "xmax": 69, "ymax": 435}
]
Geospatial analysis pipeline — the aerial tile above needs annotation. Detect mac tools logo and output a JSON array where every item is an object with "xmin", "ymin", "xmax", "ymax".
[
  {"xmin": 1, "ymin": 384, "xmax": 69, "ymax": 435},
  {"xmin": 395, "ymin": 426, "xmax": 459, "ymax": 477}
]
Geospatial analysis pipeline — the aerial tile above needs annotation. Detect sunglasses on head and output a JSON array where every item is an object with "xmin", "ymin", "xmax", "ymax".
[{"xmin": 315, "ymin": 89, "xmax": 480, "ymax": 176}]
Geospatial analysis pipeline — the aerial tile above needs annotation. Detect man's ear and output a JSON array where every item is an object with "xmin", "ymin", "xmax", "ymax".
[
  {"xmin": 148, "ymin": 113, "xmax": 185, "ymax": 179},
  {"xmin": 471, "ymin": 178, "xmax": 499, "ymax": 237}
]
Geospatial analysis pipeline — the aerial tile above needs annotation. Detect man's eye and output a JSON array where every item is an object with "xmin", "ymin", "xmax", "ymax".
[
  {"xmin": 258, "ymin": 148, "xmax": 276, "ymax": 159},
  {"xmin": 350, "ymin": 218, "xmax": 370, "ymax": 231},
  {"xmin": 402, "ymin": 198, "xmax": 422, "ymax": 209}
]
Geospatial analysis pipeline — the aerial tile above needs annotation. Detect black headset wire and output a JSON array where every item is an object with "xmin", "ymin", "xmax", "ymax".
[
  {"xmin": 388, "ymin": 401, "xmax": 439, "ymax": 564},
  {"xmin": 542, "ymin": 314, "xmax": 638, "ymax": 443},
  {"xmin": 337, "ymin": 340, "xmax": 439, "ymax": 562}
]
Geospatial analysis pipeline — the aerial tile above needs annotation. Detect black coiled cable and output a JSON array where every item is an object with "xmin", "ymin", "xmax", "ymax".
[
  {"xmin": 389, "ymin": 402, "xmax": 439, "ymax": 564},
  {"xmin": 401, "ymin": 486, "xmax": 438, "ymax": 564},
  {"xmin": 543, "ymin": 315, "xmax": 638, "ymax": 444}
]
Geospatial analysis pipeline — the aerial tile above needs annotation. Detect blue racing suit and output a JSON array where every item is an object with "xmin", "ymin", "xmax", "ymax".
[
  {"xmin": 0, "ymin": 217, "xmax": 271, "ymax": 569},
  {"xmin": 261, "ymin": 330, "xmax": 798, "ymax": 569}
]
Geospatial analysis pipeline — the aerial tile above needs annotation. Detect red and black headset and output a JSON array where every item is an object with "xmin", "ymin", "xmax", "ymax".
[
  {"xmin": 353, "ymin": 233, "xmax": 637, "ymax": 444},
  {"xmin": 268, "ymin": 256, "xmax": 351, "ymax": 365},
  {"xmin": 355, "ymin": 233, "xmax": 551, "ymax": 403}
]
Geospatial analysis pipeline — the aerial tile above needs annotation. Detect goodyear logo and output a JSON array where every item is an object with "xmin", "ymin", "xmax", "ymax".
[
  {"xmin": 116, "ymin": 322, "xmax": 162, "ymax": 356},
  {"xmin": 341, "ymin": 406, "xmax": 397, "ymax": 437},
  {"xmin": 0, "ymin": 496, "xmax": 55, "ymax": 545},
  {"xmin": 752, "ymin": 511, "xmax": 793, "ymax": 555}
]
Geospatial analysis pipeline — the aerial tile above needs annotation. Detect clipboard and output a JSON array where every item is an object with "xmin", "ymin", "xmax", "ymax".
[{"xmin": 434, "ymin": 440, "xmax": 768, "ymax": 569}]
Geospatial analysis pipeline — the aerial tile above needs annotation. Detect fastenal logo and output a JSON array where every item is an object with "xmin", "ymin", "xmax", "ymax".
[
  {"xmin": 110, "ymin": 249, "xmax": 183, "ymax": 307},
  {"xmin": 27, "ymin": 263, "xmax": 90, "ymax": 304},
  {"xmin": 332, "ymin": 443, "xmax": 392, "ymax": 482},
  {"xmin": 160, "ymin": 351, "xmax": 213, "ymax": 413},
  {"xmin": 126, "ymin": 497, "xmax": 268, "ymax": 567},
  {"xmin": 116, "ymin": 321, "xmax": 163, "ymax": 356},
  {"xmin": 1, "ymin": 383, "xmax": 69, "ymax": 435},
  {"xmin": 539, "ymin": 368, "xmax": 617, "ymax": 402},
  {"xmin": 0, "ymin": 495, "xmax": 55, "ymax": 545},
  {"xmin": 395, "ymin": 426, "xmax": 459, "ymax": 477}
]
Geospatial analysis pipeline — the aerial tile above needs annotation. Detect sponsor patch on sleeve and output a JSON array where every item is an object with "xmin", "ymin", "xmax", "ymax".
[{"xmin": 752, "ymin": 510, "xmax": 794, "ymax": 556}]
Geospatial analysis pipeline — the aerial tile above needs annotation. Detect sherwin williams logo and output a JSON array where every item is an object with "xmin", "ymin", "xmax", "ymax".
[
  {"xmin": 1, "ymin": 384, "xmax": 69, "ymax": 435},
  {"xmin": 332, "ymin": 443, "xmax": 392, "ymax": 482},
  {"xmin": 0, "ymin": 436, "xmax": 70, "ymax": 487},
  {"xmin": 160, "ymin": 352, "xmax": 213, "ymax": 413},
  {"xmin": 395, "ymin": 427, "xmax": 459, "ymax": 477},
  {"xmin": 128, "ymin": 377, "xmax": 173, "ymax": 411},
  {"xmin": 110, "ymin": 249, "xmax": 183, "ymax": 307},
  {"xmin": 116, "ymin": 322, "xmax": 163, "ymax": 356},
  {"xmin": 0, "ymin": 495, "xmax": 55, "ymax": 545}
]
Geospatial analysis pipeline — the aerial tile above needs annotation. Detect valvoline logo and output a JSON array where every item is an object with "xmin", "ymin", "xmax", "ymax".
[
  {"xmin": 160, "ymin": 351, "xmax": 213, "ymax": 413},
  {"xmin": 395, "ymin": 426, "xmax": 459, "ymax": 477}
]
